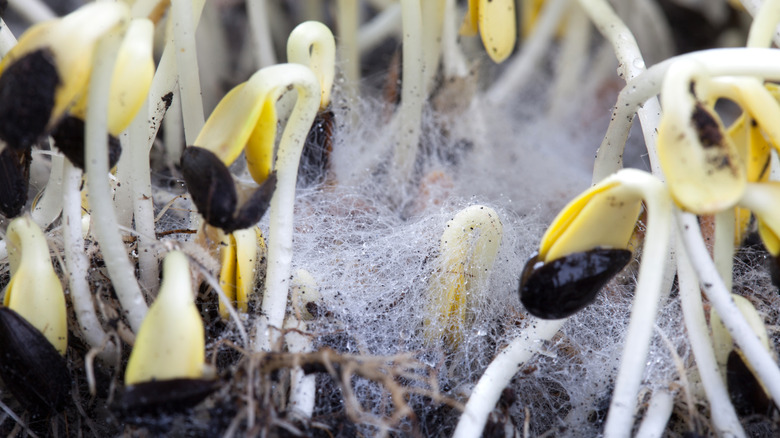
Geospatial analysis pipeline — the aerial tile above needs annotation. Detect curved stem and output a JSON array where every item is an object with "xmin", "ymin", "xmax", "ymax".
[
  {"xmin": 676, "ymin": 224, "xmax": 745, "ymax": 438},
  {"xmin": 85, "ymin": 29, "xmax": 148, "ymax": 333},
  {"xmin": 593, "ymin": 47, "xmax": 780, "ymax": 183},
  {"xmin": 676, "ymin": 211, "xmax": 780, "ymax": 406},
  {"xmin": 452, "ymin": 319, "xmax": 566, "ymax": 438},
  {"xmin": 255, "ymin": 65, "xmax": 321, "ymax": 352},
  {"xmin": 603, "ymin": 171, "xmax": 672, "ymax": 438},
  {"xmin": 579, "ymin": 0, "xmax": 662, "ymax": 182},
  {"xmin": 287, "ymin": 21, "xmax": 336, "ymax": 109}
]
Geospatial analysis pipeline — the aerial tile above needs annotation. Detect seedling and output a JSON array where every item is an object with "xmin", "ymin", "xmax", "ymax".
[{"xmin": 0, "ymin": 216, "xmax": 70, "ymax": 413}]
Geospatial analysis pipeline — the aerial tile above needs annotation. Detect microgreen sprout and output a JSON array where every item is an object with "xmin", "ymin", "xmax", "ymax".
[
  {"xmin": 424, "ymin": 204, "xmax": 503, "ymax": 347},
  {"xmin": 6, "ymin": 0, "xmax": 780, "ymax": 435},
  {"xmin": 3, "ymin": 215, "xmax": 66, "ymax": 354}
]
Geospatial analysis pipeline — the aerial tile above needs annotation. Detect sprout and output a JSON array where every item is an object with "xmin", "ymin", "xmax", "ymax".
[
  {"xmin": 216, "ymin": 225, "xmax": 266, "ymax": 319},
  {"xmin": 287, "ymin": 21, "xmax": 335, "ymax": 111},
  {"xmin": 424, "ymin": 204, "xmax": 503, "ymax": 347},
  {"xmin": 460, "ymin": 0, "xmax": 517, "ymax": 63},
  {"xmin": 3, "ymin": 216, "xmax": 67, "ymax": 354},
  {"xmin": 0, "ymin": 2, "xmax": 128, "ymax": 217},
  {"xmin": 286, "ymin": 20, "xmax": 336, "ymax": 186},
  {"xmin": 519, "ymin": 174, "xmax": 643, "ymax": 319},
  {"xmin": 124, "ymin": 251, "xmax": 207, "ymax": 385},
  {"xmin": 0, "ymin": 216, "xmax": 70, "ymax": 414},
  {"xmin": 119, "ymin": 252, "xmax": 216, "ymax": 415},
  {"xmin": 0, "ymin": 2, "xmax": 128, "ymax": 151}
]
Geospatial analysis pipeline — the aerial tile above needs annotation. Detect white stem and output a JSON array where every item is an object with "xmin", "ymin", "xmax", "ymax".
[
  {"xmin": 714, "ymin": 210, "xmax": 735, "ymax": 291},
  {"xmin": 548, "ymin": 3, "xmax": 589, "ymax": 118},
  {"xmin": 113, "ymin": 133, "xmax": 135, "ymax": 229},
  {"xmin": 85, "ymin": 29, "xmax": 148, "ymax": 333},
  {"xmin": 246, "ymin": 0, "xmax": 277, "ymax": 68},
  {"xmin": 63, "ymin": 159, "xmax": 117, "ymax": 361},
  {"xmin": 337, "ymin": 0, "xmax": 360, "ymax": 100},
  {"xmin": 7, "ymin": 0, "xmax": 55, "ymax": 23},
  {"xmin": 634, "ymin": 390, "xmax": 675, "ymax": 438},
  {"xmin": 579, "ymin": 0, "xmax": 662, "ymax": 181},
  {"xmin": 486, "ymin": 0, "xmax": 572, "ymax": 103},
  {"xmin": 31, "ymin": 152, "xmax": 65, "ymax": 228},
  {"xmin": 0, "ymin": 17, "xmax": 18, "ymax": 57},
  {"xmin": 285, "ymin": 317, "xmax": 316, "ymax": 419},
  {"xmin": 452, "ymin": 319, "xmax": 566, "ymax": 438},
  {"xmin": 441, "ymin": 0, "xmax": 468, "ymax": 78},
  {"xmin": 676, "ymin": 223, "xmax": 745, "ymax": 438},
  {"xmin": 420, "ymin": 0, "xmax": 445, "ymax": 94},
  {"xmin": 593, "ymin": 47, "xmax": 780, "ymax": 183},
  {"xmin": 393, "ymin": 0, "xmax": 425, "ymax": 186},
  {"xmin": 129, "ymin": 99, "xmax": 160, "ymax": 297},
  {"xmin": 256, "ymin": 65, "xmax": 321, "ymax": 352},
  {"xmin": 164, "ymin": 89, "xmax": 184, "ymax": 165},
  {"xmin": 676, "ymin": 211, "xmax": 780, "ymax": 406},
  {"xmin": 358, "ymin": 3, "xmax": 401, "ymax": 57},
  {"xmin": 746, "ymin": 0, "xmax": 780, "ymax": 48},
  {"xmin": 603, "ymin": 172, "xmax": 672, "ymax": 438},
  {"xmin": 171, "ymin": 0, "xmax": 205, "ymax": 144}
]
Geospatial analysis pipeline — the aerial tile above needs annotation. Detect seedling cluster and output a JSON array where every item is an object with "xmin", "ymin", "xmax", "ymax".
[{"xmin": 1, "ymin": 0, "xmax": 780, "ymax": 436}]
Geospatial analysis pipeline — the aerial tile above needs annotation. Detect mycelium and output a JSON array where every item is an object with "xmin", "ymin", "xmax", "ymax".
[{"xmin": 3, "ymin": 0, "xmax": 780, "ymax": 436}]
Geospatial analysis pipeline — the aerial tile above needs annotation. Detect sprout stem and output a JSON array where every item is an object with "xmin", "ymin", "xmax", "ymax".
[
  {"xmin": 676, "ymin": 225, "xmax": 745, "ymax": 438},
  {"xmin": 358, "ymin": 3, "xmax": 401, "ymax": 57},
  {"xmin": 337, "ymin": 0, "xmax": 360, "ymax": 99},
  {"xmin": 62, "ymin": 159, "xmax": 117, "ymax": 361},
  {"xmin": 85, "ymin": 29, "xmax": 148, "ymax": 333},
  {"xmin": 579, "ymin": 0, "xmax": 662, "ymax": 182},
  {"xmin": 746, "ymin": 0, "xmax": 780, "ymax": 48},
  {"xmin": 593, "ymin": 47, "xmax": 780, "ymax": 183},
  {"xmin": 255, "ymin": 65, "xmax": 321, "ymax": 351},
  {"xmin": 0, "ymin": 17, "xmax": 18, "ymax": 56},
  {"xmin": 634, "ymin": 390, "xmax": 675, "ymax": 438},
  {"xmin": 171, "ymin": 0, "xmax": 205, "ymax": 144},
  {"xmin": 31, "ymin": 152, "xmax": 65, "ymax": 228},
  {"xmin": 602, "ymin": 171, "xmax": 671, "ymax": 438},
  {"xmin": 452, "ymin": 319, "xmax": 566, "ymax": 438},
  {"xmin": 7, "ymin": 0, "xmax": 55, "ymax": 24},
  {"xmin": 129, "ymin": 101, "xmax": 160, "ymax": 297},
  {"xmin": 676, "ymin": 210, "xmax": 780, "ymax": 408},
  {"xmin": 246, "ymin": 0, "xmax": 277, "ymax": 68},
  {"xmin": 393, "ymin": 0, "xmax": 425, "ymax": 186}
]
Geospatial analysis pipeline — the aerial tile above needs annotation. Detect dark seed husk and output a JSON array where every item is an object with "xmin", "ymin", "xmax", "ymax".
[
  {"xmin": 116, "ymin": 378, "xmax": 218, "ymax": 417},
  {"xmin": 181, "ymin": 146, "xmax": 277, "ymax": 233},
  {"xmin": 519, "ymin": 249, "xmax": 632, "ymax": 319},
  {"xmin": 726, "ymin": 350, "xmax": 775, "ymax": 416},
  {"xmin": 0, "ymin": 307, "xmax": 70, "ymax": 414},
  {"xmin": 229, "ymin": 171, "xmax": 276, "ymax": 233},
  {"xmin": 0, "ymin": 146, "xmax": 31, "ymax": 218},
  {"xmin": 0, "ymin": 49, "xmax": 60, "ymax": 151},
  {"xmin": 181, "ymin": 146, "xmax": 239, "ymax": 230},
  {"xmin": 50, "ymin": 115, "xmax": 122, "ymax": 170}
]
